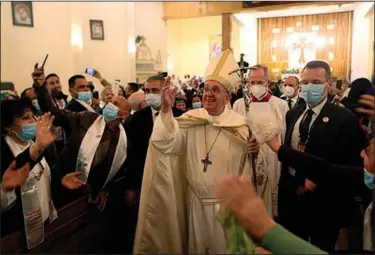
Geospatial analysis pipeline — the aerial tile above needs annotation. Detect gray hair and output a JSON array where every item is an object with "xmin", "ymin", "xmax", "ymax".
[
  {"xmin": 128, "ymin": 90, "xmax": 145, "ymax": 112},
  {"xmin": 100, "ymin": 86, "xmax": 112, "ymax": 101},
  {"xmin": 250, "ymin": 64, "xmax": 270, "ymax": 80}
]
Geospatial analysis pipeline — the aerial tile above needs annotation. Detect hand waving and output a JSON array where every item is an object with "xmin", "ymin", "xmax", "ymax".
[
  {"xmin": 161, "ymin": 76, "xmax": 177, "ymax": 113},
  {"xmin": 35, "ymin": 112, "xmax": 59, "ymax": 150},
  {"xmin": 2, "ymin": 161, "xmax": 30, "ymax": 192},
  {"xmin": 62, "ymin": 172, "xmax": 85, "ymax": 190}
]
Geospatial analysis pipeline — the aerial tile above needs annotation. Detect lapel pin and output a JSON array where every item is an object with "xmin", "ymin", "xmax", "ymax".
[{"xmin": 323, "ymin": 117, "xmax": 329, "ymax": 123}]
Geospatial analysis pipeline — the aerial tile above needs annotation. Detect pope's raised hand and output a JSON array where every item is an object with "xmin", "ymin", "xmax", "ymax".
[{"xmin": 161, "ymin": 76, "xmax": 177, "ymax": 113}]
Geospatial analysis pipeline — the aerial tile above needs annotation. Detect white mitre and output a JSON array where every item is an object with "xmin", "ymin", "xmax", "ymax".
[{"xmin": 204, "ymin": 49, "xmax": 240, "ymax": 94}]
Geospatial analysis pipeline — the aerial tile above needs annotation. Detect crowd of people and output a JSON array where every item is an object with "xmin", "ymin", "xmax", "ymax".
[{"xmin": 0, "ymin": 49, "xmax": 374, "ymax": 254}]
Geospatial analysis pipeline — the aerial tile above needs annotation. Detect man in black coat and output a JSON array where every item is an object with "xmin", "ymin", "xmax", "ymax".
[{"xmin": 277, "ymin": 60, "xmax": 366, "ymax": 253}]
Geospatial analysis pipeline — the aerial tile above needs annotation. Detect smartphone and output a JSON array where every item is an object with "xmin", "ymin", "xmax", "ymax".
[
  {"xmin": 41, "ymin": 54, "xmax": 49, "ymax": 69},
  {"xmin": 85, "ymin": 68, "xmax": 96, "ymax": 76},
  {"xmin": 93, "ymin": 91, "xmax": 99, "ymax": 99},
  {"xmin": 336, "ymin": 80, "xmax": 342, "ymax": 90}
]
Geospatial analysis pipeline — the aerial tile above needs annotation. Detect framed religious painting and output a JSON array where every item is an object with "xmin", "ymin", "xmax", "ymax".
[
  {"xmin": 11, "ymin": 2, "xmax": 34, "ymax": 27},
  {"xmin": 90, "ymin": 20, "xmax": 104, "ymax": 40}
]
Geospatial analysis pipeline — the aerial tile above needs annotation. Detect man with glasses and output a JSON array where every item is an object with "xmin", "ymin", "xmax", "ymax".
[
  {"xmin": 278, "ymin": 60, "xmax": 366, "ymax": 253},
  {"xmin": 233, "ymin": 65, "xmax": 289, "ymax": 219},
  {"xmin": 134, "ymin": 50, "xmax": 271, "ymax": 254}
]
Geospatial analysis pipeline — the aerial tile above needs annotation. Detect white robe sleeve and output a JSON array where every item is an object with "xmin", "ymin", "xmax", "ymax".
[
  {"xmin": 232, "ymin": 99, "xmax": 240, "ymax": 114},
  {"xmin": 0, "ymin": 184, "xmax": 16, "ymax": 210},
  {"xmin": 151, "ymin": 110, "xmax": 187, "ymax": 155}
]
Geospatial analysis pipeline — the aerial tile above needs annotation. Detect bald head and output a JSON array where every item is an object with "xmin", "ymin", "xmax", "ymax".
[
  {"xmin": 128, "ymin": 91, "xmax": 147, "ymax": 112},
  {"xmin": 110, "ymin": 96, "xmax": 131, "ymax": 121}
]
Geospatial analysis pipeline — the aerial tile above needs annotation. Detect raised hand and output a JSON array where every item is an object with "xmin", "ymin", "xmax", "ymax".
[
  {"xmin": 35, "ymin": 112, "xmax": 59, "ymax": 150},
  {"xmin": 31, "ymin": 63, "xmax": 45, "ymax": 86},
  {"xmin": 92, "ymin": 69, "xmax": 103, "ymax": 80},
  {"xmin": 2, "ymin": 161, "xmax": 30, "ymax": 192},
  {"xmin": 161, "ymin": 76, "xmax": 177, "ymax": 113},
  {"xmin": 357, "ymin": 94, "xmax": 375, "ymax": 120},
  {"xmin": 61, "ymin": 172, "xmax": 85, "ymax": 190}
]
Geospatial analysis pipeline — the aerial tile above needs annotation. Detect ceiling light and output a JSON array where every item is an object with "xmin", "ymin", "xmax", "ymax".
[
  {"xmin": 271, "ymin": 40, "xmax": 278, "ymax": 48},
  {"xmin": 312, "ymin": 25, "xmax": 319, "ymax": 31},
  {"xmin": 327, "ymin": 24, "xmax": 335, "ymax": 30},
  {"xmin": 286, "ymin": 27, "xmax": 294, "ymax": 33},
  {"xmin": 272, "ymin": 28, "xmax": 280, "ymax": 34},
  {"xmin": 296, "ymin": 22, "xmax": 302, "ymax": 27},
  {"xmin": 272, "ymin": 55, "xmax": 277, "ymax": 62}
]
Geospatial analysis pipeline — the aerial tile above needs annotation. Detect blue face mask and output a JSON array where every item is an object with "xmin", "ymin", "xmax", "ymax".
[
  {"xmin": 192, "ymin": 102, "xmax": 202, "ymax": 109},
  {"xmin": 32, "ymin": 99, "xmax": 41, "ymax": 112},
  {"xmin": 300, "ymin": 84, "xmax": 325, "ymax": 105},
  {"xmin": 77, "ymin": 91, "xmax": 92, "ymax": 103},
  {"xmin": 103, "ymin": 102, "xmax": 119, "ymax": 122},
  {"xmin": 17, "ymin": 123, "xmax": 37, "ymax": 141},
  {"xmin": 364, "ymin": 168, "xmax": 374, "ymax": 190}
]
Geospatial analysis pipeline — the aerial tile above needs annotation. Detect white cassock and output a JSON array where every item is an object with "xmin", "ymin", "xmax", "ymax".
[
  {"xmin": 233, "ymin": 95, "xmax": 288, "ymax": 217},
  {"xmin": 133, "ymin": 107, "xmax": 271, "ymax": 254}
]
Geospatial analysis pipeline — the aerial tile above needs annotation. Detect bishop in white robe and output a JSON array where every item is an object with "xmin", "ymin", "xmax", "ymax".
[
  {"xmin": 232, "ymin": 65, "xmax": 288, "ymax": 217},
  {"xmin": 134, "ymin": 50, "xmax": 271, "ymax": 254}
]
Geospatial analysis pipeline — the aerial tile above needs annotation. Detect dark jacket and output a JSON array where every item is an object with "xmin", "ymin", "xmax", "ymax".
[
  {"xmin": 278, "ymin": 100, "xmax": 366, "ymax": 227},
  {"xmin": 0, "ymin": 137, "xmax": 56, "ymax": 237},
  {"xmin": 124, "ymin": 106, "xmax": 183, "ymax": 191}
]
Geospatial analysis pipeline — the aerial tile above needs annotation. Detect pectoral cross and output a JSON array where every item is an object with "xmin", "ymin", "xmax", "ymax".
[
  {"xmin": 293, "ymin": 36, "xmax": 313, "ymax": 64},
  {"xmin": 201, "ymin": 154, "xmax": 212, "ymax": 172}
]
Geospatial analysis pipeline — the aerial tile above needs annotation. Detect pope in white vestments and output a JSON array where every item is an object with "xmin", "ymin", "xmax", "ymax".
[
  {"xmin": 134, "ymin": 50, "xmax": 271, "ymax": 254},
  {"xmin": 232, "ymin": 65, "xmax": 288, "ymax": 217}
]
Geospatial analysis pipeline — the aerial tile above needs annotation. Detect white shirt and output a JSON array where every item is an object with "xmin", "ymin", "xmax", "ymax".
[
  {"xmin": 289, "ymin": 98, "xmax": 327, "ymax": 175},
  {"xmin": 286, "ymin": 95, "xmax": 299, "ymax": 109},
  {"xmin": 151, "ymin": 107, "xmax": 159, "ymax": 122}
]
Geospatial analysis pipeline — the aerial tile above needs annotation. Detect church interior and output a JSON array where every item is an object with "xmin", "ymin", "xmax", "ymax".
[{"xmin": 1, "ymin": 1, "xmax": 374, "ymax": 254}]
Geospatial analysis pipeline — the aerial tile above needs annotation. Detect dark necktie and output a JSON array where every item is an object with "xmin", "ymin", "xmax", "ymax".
[
  {"xmin": 288, "ymin": 99, "xmax": 292, "ymax": 110},
  {"xmin": 299, "ymin": 109, "xmax": 314, "ymax": 144},
  {"xmin": 154, "ymin": 111, "xmax": 159, "ymax": 117}
]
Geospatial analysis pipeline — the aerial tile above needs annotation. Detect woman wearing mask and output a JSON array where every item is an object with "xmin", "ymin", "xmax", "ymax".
[
  {"xmin": 1, "ymin": 98, "xmax": 61, "ymax": 250},
  {"xmin": 192, "ymin": 94, "xmax": 203, "ymax": 109}
]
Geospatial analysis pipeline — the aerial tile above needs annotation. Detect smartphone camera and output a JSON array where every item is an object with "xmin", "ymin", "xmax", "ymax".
[{"xmin": 85, "ymin": 68, "xmax": 96, "ymax": 76}]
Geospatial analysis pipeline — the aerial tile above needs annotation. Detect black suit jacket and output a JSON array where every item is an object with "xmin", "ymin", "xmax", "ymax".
[
  {"xmin": 124, "ymin": 106, "xmax": 183, "ymax": 191},
  {"xmin": 65, "ymin": 99, "xmax": 88, "ymax": 113},
  {"xmin": 278, "ymin": 100, "xmax": 366, "ymax": 226}
]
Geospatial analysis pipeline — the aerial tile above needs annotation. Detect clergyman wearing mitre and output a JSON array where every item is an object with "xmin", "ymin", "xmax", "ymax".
[{"xmin": 134, "ymin": 49, "xmax": 272, "ymax": 254}]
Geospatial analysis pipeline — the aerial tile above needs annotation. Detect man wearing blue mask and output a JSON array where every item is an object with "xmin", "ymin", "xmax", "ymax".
[
  {"xmin": 278, "ymin": 60, "xmax": 366, "ymax": 253},
  {"xmin": 34, "ymin": 79, "xmax": 131, "ymax": 213},
  {"xmin": 66, "ymin": 75, "xmax": 96, "ymax": 113}
]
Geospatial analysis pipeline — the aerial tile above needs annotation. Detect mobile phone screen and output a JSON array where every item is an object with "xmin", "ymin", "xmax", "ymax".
[{"xmin": 85, "ymin": 68, "xmax": 96, "ymax": 76}]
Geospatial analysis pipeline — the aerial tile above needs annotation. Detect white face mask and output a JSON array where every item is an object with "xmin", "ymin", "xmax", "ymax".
[
  {"xmin": 250, "ymin": 85, "xmax": 267, "ymax": 99},
  {"xmin": 283, "ymin": 86, "xmax": 295, "ymax": 98},
  {"xmin": 146, "ymin": 93, "xmax": 161, "ymax": 109}
]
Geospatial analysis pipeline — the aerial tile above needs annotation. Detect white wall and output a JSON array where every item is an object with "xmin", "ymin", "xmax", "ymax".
[
  {"xmin": 351, "ymin": 2, "xmax": 374, "ymax": 81},
  {"xmin": 1, "ymin": 2, "xmax": 136, "ymax": 94},
  {"xmin": 135, "ymin": 2, "xmax": 167, "ymax": 71},
  {"xmin": 239, "ymin": 15, "xmax": 258, "ymax": 67},
  {"xmin": 167, "ymin": 16, "xmax": 222, "ymax": 78}
]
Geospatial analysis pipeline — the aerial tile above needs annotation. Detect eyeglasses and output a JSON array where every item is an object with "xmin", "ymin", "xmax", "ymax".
[{"xmin": 203, "ymin": 86, "xmax": 224, "ymax": 95}]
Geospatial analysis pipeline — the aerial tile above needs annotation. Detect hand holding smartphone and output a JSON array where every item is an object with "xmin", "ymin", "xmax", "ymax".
[{"xmin": 85, "ymin": 68, "xmax": 96, "ymax": 76}]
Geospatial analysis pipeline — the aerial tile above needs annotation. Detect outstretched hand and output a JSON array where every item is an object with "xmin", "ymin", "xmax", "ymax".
[
  {"xmin": 61, "ymin": 172, "xmax": 85, "ymax": 190},
  {"xmin": 216, "ymin": 175, "xmax": 276, "ymax": 242},
  {"xmin": 161, "ymin": 76, "xmax": 177, "ymax": 113}
]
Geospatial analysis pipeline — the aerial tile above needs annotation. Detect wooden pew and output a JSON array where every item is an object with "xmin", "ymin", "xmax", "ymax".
[{"xmin": 1, "ymin": 196, "xmax": 111, "ymax": 254}]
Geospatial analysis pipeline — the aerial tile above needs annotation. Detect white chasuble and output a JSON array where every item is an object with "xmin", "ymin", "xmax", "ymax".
[
  {"xmin": 134, "ymin": 107, "xmax": 270, "ymax": 254},
  {"xmin": 5, "ymin": 136, "xmax": 58, "ymax": 250},
  {"xmin": 76, "ymin": 115, "xmax": 127, "ymax": 190},
  {"xmin": 233, "ymin": 96, "xmax": 288, "ymax": 217}
]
